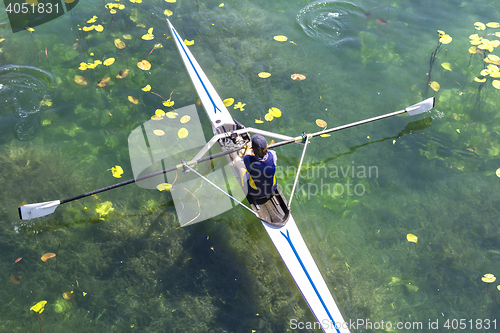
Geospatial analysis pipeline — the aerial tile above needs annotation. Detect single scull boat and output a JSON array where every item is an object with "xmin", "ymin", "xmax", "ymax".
[{"xmin": 167, "ymin": 19, "xmax": 350, "ymax": 333}]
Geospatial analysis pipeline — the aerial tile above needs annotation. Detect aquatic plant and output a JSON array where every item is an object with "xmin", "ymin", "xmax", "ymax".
[{"xmin": 424, "ymin": 30, "xmax": 452, "ymax": 96}]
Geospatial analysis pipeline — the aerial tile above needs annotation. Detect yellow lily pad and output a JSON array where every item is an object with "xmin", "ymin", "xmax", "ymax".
[
  {"xmin": 180, "ymin": 115, "xmax": 191, "ymax": 123},
  {"xmin": 223, "ymin": 98, "xmax": 234, "ymax": 106},
  {"xmin": 163, "ymin": 100, "xmax": 175, "ymax": 107},
  {"xmin": 406, "ymin": 233, "xmax": 418, "ymax": 243},
  {"xmin": 268, "ymin": 107, "xmax": 282, "ymax": 117},
  {"xmin": 142, "ymin": 84, "xmax": 151, "ymax": 92},
  {"xmin": 496, "ymin": 168, "xmax": 500, "ymax": 177},
  {"xmin": 103, "ymin": 58, "xmax": 115, "ymax": 66},
  {"xmin": 153, "ymin": 129, "xmax": 165, "ymax": 136},
  {"xmin": 258, "ymin": 72, "xmax": 271, "ymax": 78},
  {"xmin": 30, "ymin": 301, "xmax": 47, "ymax": 314},
  {"xmin": 486, "ymin": 22, "xmax": 500, "ymax": 28},
  {"xmin": 157, "ymin": 183, "xmax": 172, "ymax": 191},
  {"xmin": 429, "ymin": 81, "xmax": 440, "ymax": 92},
  {"xmin": 493, "ymin": 80, "xmax": 500, "ymax": 89},
  {"xmin": 165, "ymin": 111, "xmax": 178, "ymax": 118},
  {"xmin": 178, "ymin": 128, "xmax": 188, "ymax": 139},
  {"xmin": 184, "ymin": 40, "xmax": 194, "ymax": 46},
  {"xmin": 108, "ymin": 165, "xmax": 123, "ymax": 178},
  {"xmin": 255, "ymin": 119, "xmax": 264, "ymax": 123},
  {"xmin": 441, "ymin": 62, "xmax": 452, "ymax": 71},
  {"xmin": 264, "ymin": 113, "xmax": 274, "ymax": 121},
  {"xmin": 155, "ymin": 109, "xmax": 165, "ymax": 117},
  {"xmin": 128, "ymin": 96, "xmax": 139, "ymax": 104},
  {"xmin": 482, "ymin": 273, "xmax": 496, "ymax": 283},
  {"xmin": 273, "ymin": 35, "xmax": 287, "ymax": 42},
  {"xmin": 316, "ymin": 119, "xmax": 327, "ymax": 127}
]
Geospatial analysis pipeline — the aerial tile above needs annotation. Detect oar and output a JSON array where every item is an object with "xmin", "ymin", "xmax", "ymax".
[
  {"xmin": 18, "ymin": 146, "xmax": 243, "ymax": 220},
  {"xmin": 268, "ymin": 97, "xmax": 435, "ymax": 149},
  {"xmin": 19, "ymin": 97, "xmax": 434, "ymax": 220}
]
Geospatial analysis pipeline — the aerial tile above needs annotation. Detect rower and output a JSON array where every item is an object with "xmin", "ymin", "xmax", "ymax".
[{"xmin": 241, "ymin": 134, "xmax": 277, "ymax": 200}]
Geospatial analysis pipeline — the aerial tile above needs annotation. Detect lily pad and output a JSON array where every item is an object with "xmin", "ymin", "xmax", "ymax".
[
  {"xmin": 97, "ymin": 77, "xmax": 111, "ymax": 87},
  {"xmin": 116, "ymin": 69, "xmax": 129, "ymax": 79},
  {"xmin": 74, "ymin": 75, "xmax": 87, "ymax": 85},
  {"xmin": 41, "ymin": 253, "xmax": 56, "ymax": 262}
]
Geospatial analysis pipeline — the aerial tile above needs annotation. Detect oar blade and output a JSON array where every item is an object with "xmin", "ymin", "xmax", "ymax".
[
  {"xmin": 405, "ymin": 97, "xmax": 435, "ymax": 116},
  {"xmin": 18, "ymin": 200, "xmax": 60, "ymax": 220}
]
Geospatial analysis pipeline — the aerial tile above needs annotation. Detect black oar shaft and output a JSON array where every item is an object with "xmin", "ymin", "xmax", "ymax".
[{"xmin": 60, "ymin": 146, "xmax": 242, "ymax": 205}]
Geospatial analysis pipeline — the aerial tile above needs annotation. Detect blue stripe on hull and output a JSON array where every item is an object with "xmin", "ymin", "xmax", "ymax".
[
  {"xmin": 169, "ymin": 26, "xmax": 222, "ymax": 114},
  {"xmin": 281, "ymin": 229, "xmax": 341, "ymax": 333}
]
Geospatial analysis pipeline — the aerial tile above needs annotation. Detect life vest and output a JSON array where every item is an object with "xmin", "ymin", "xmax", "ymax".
[{"xmin": 243, "ymin": 151, "xmax": 277, "ymax": 199}]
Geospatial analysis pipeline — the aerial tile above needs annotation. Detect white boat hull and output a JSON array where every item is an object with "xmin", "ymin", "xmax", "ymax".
[{"xmin": 167, "ymin": 19, "xmax": 350, "ymax": 333}]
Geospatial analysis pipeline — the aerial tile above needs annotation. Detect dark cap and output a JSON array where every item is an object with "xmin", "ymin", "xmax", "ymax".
[{"xmin": 251, "ymin": 134, "xmax": 267, "ymax": 150}]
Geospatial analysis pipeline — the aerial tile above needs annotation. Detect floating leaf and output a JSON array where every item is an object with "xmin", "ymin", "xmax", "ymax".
[
  {"xmin": 488, "ymin": 54, "xmax": 500, "ymax": 62},
  {"xmin": 184, "ymin": 40, "xmax": 194, "ymax": 46},
  {"xmin": 429, "ymin": 81, "xmax": 440, "ymax": 91},
  {"xmin": 153, "ymin": 129, "xmax": 165, "ymax": 136},
  {"xmin": 219, "ymin": 3, "xmax": 224, "ymax": 7},
  {"xmin": 223, "ymin": 98, "xmax": 234, "ymax": 106},
  {"xmin": 142, "ymin": 84, "xmax": 151, "ymax": 92},
  {"xmin": 26, "ymin": 27, "xmax": 35, "ymax": 32},
  {"xmin": 97, "ymin": 77, "xmax": 111, "ymax": 87},
  {"xmin": 273, "ymin": 35, "xmax": 287, "ymax": 42},
  {"xmin": 482, "ymin": 273, "xmax": 496, "ymax": 283},
  {"xmin": 165, "ymin": 111, "xmax": 178, "ymax": 118},
  {"xmin": 116, "ymin": 69, "xmax": 129, "ymax": 79},
  {"xmin": 316, "ymin": 119, "xmax": 327, "ymax": 127},
  {"xmin": 234, "ymin": 102, "xmax": 246, "ymax": 111},
  {"xmin": 103, "ymin": 58, "xmax": 115, "ymax": 66},
  {"xmin": 486, "ymin": 22, "xmax": 500, "ymax": 28},
  {"xmin": 456, "ymin": 129, "xmax": 460, "ymax": 134},
  {"xmin": 496, "ymin": 168, "xmax": 500, "ymax": 177},
  {"xmin": 164, "ymin": 9, "xmax": 173, "ymax": 16},
  {"xmin": 165, "ymin": 0, "xmax": 176, "ymax": 2},
  {"xmin": 123, "ymin": 34, "xmax": 132, "ymax": 39},
  {"xmin": 13, "ymin": 257, "xmax": 22, "ymax": 264},
  {"xmin": 30, "ymin": 301, "xmax": 47, "ymax": 314},
  {"xmin": 258, "ymin": 72, "xmax": 271, "ymax": 78},
  {"xmin": 155, "ymin": 109, "xmax": 165, "ymax": 117},
  {"xmin": 128, "ymin": 96, "xmax": 139, "ymax": 104},
  {"xmin": 439, "ymin": 34, "xmax": 452, "ymax": 44},
  {"xmin": 268, "ymin": 107, "xmax": 282, "ymax": 117},
  {"xmin": 493, "ymin": 80, "xmax": 500, "ymax": 89},
  {"xmin": 95, "ymin": 201, "xmax": 114, "ymax": 218},
  {"xmin": 87, "ymin": 15, "xmax": 97, "ymax": 23},
  {"xmin": 264, "ymin": 113, "xmax": 274, "ymax": 121},
  {"xmin": 157, "ymin": 183, "xmax": 172, "ymax": 191},
  {"xmin": 441, "ymin": 62, "xmax": 452, "ymax": 71},
  {"xmin": 469, "ymin": 46, "xmax": 477, "ymax": 54},
  {"xmin": 151, "ymin": 115, "xmax": 163, "ymax": 120},
  {"xmin": 178, "ymin": 128, "xmax": 188, "ymax": 139},
  {"xmin": 406, "ymin": 233, "xmax": 418, "ymax": 243},
  {"xmin": 62, "ymin": 292, "xmax": 73, "ymax": 300},
  {"xmin": 255, "ymin": 119, "xmax": 264, "ymax": 123},
  {"xmin": 320, "ymin": 134, "xmax": 331, "ymax": 137},
  {"xmin": 142, "ymin": 31, "xmax": 154, "ymax": 40},
  {"xmin": 291, "ymin": 73, "xmax": 306, "ymax": 81},
  {"xmin": 41, "ymin": 253, "xmax": 56, "ymax": 262},
  {"xmin": 74, "ymin": 75, "xmax": 88, "ymax": 85},
  {"xmin": 108, "ymin": 165, "xmax": 123, "ymax": 178},
  {"xmin": 10, "ymin": 273, "xmax": 21, "ymax": 284},
  {"xmin": 114, "ymin": 38, "xmax": 126, "ymax": 49},
  {"xmin": 137, "ymin": 60, "xmax": 151, "ymax": 70},
  {"xmin": 475, "ymin": 76, "xmax": 487, "ymax": 82},
  {"xmin": 95, "ymin": 25, "xmax": 104, "ymax": 32},
  {"xmin": 180, "ymin": 115, "xmax": 191, "ymax": 123},
  {"xmin": 163, "ymin": 100, "xmax": 174, "ymax": 107},
  {"xmin": 474, "ymin": 22, "xmax": 486, "ymax": 30}
]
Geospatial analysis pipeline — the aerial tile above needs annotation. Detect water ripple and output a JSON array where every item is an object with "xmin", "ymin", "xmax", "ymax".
[{"xmin": 296, "ymin": 0, "xmax": 367, "ymax": 52}]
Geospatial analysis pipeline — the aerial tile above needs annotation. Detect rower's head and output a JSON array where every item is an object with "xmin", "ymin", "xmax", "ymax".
[{"xmin": 251, "ymin": 134, "xmax": 268, "ymax": 158}]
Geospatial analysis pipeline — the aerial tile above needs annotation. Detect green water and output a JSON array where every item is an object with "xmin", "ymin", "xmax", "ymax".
[{"xmin": 1, "ymin": 0, "xmax": 500, "ymax": 332}]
